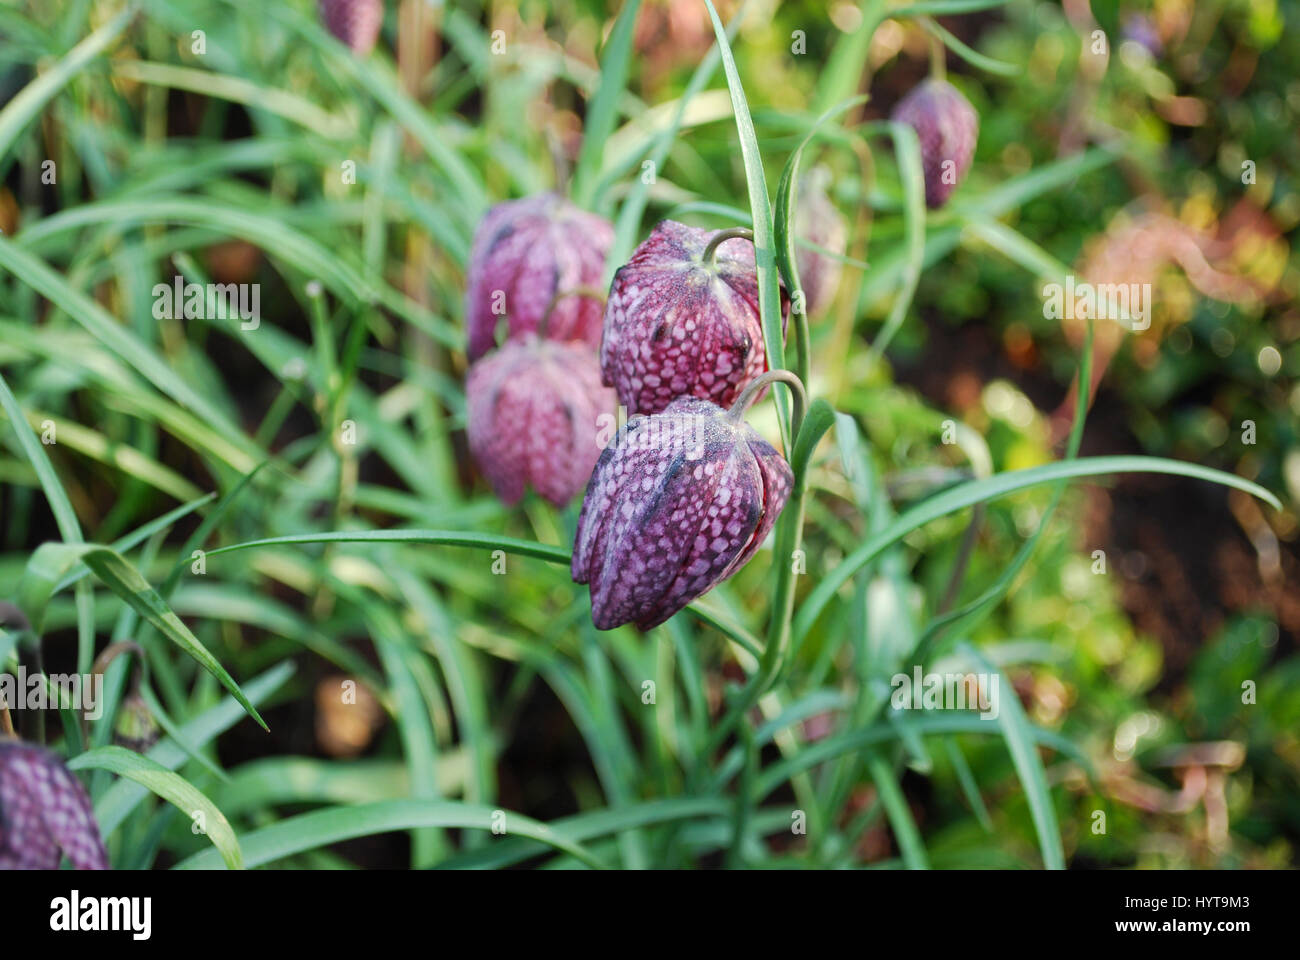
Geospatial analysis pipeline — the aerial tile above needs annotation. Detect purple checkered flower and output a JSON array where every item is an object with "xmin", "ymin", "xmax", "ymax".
[
  {"xmin": 600, "ymin": 221, "xmax": 789, "ymax": 416},
  {"xmin": 466, "ymin": 194, "xmax": 614, "ymax": 362},
  {"xmin": 467, "ymin": 334, "xmax": 617, "ymax": 507},
  {"xmin": 891, "ymin": 79, "xmax": 979, "ymax": 209},
  {"xmin": 571, "ymin": 372, "xmax": 798, "ymax": 630},
  {"xmin": 0, "ymin": 740, "xmax": 108, "ymax": 870}
]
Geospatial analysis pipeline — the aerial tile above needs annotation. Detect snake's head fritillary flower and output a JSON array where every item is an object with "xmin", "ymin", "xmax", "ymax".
[
  {"xmin": 467, "ymin": 334, "xmax": 617, "ymax": 507},
  {"xmin": 571, "ymin": 372, "xmax": 799, "ymax": 630},
  {"xmin": 0, "ymin": 740, "xmax": 108, "ymax": 870},
  {"xmin": 890, "ymin": 79, "xmax": 979, "ymax": 209},
  {"xmin": 794, "ymin": 166, "xmax": 848, "ymax": 317},
  {"xmin": 600, "ymin": 220, "xmax": 789, "ymax": 416},
  {"xmin": 319, "ymin": 0, "xmax": 384, "ymax": 55},
  {"xmin": 465, "ymin": 194, "xmax": 614, "ymax": 362}
]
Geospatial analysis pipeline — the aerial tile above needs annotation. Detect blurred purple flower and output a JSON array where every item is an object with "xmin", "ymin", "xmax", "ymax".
[
  {"xmin": 891, "ymin": 79, "xmax": 979, "ymax": 208},
  {"xmin": 794, "ymin": 166, "xmax": 848, "ymax": 317},
  {"xmin": 465, "ymin": 194, "xmax": 613, "ymax": 362},
  {"xmin": 319, "ymin": 0, "xmax": 383, "ymax": 55},
  {"xmin": 467, "ymin": 335, "xmax": 617, "ymax": 507}
]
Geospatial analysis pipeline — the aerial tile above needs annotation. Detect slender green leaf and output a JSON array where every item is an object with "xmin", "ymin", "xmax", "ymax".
[{"xmin": 70, "ymin": 745, "xmax": 243, "ymax": 869}]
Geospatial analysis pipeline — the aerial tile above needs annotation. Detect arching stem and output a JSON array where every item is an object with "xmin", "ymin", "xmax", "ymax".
[
  {"xmin": 538, "ymin": 285, "xmax": 607, "ymax": 339},
  {"xmin": 727, "ymin": 369, "xmax": 807, "ymax": 436},
  {"xmin": 702, "ymin": 227, "xmax": 754, "ymax": 266}
]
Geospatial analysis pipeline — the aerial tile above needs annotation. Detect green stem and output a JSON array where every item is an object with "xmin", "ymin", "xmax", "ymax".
[{"xmin": 701, "ymin": 226, "xmax": 754, "ymax": 265}]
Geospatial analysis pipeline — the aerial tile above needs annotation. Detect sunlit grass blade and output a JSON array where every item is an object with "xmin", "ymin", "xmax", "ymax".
[
  {"xmin": 70, "ymin": 745, "xmax": 243, "ymax": 870},
  {"xmin": 773, "ymin": 96, "xmax": 867, "ymax": 386},
  {"xmin": 794, "ymin": 456, "xmax": 1280, "ymax": 643},
  {"xmin": 702, "ymin": 0, "xmax": 789, "ymax": 444},
  {"xmin": 0, "ymin": 370, "xmax": 83, "ymax": 543},
  {"xmin": 868, "ymin": 121, "xmax": 925, "ymax": 360},
  {"xmin": 19, "ymin": 543, "xmax": 268, "ymax": 730},
  {"xmin": 921, "ymin": 16, "xmax": 1020, "ymax": 76},
  {"xmin": 110, "ymin": 60, "xmax": 354, "ymax": 138},
  {"xmin": 202, "ymin": 529, "xmax": 570, "ymax": 565},
  {"xmin": 0, "ymin": 4, "xmax": 135, "ymax": 159},
  {"xmin": 93, "ymin": 663, "xmax": 295, "ymax": 837},
  {"xmin": 572, "ymin": 0, "xmax": 643, "ymax": 210},
  {"xmin": 865, "ymin": 749, "xmax": 930, "ymax": 869}
]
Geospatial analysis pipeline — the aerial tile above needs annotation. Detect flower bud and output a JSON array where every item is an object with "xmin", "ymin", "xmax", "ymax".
[
  {"xmin": 572, "ymin": 381, "xmax": 795, "ymax": 630},
  {"xmin": 467, "ymin": 335, "xmax": 617, "ymax": 507},
  {"xmin": 319, "ymin": 0, "xmax": 383, "ymax": 55},
  {"xmin": 0, "ymin": 740, "xmax": 108, "ymax": 869},
  {"xmin": 794, "ymin": 166, "xmax": 848, "ymax": 317},
  {"xmin": 600, "ymin": 221, "xmax": 788, "ymax": 416},
  {"xmin": 114, "ymin": 693, "xmax": 160, "ymax": 754},
  {"xmin": 890, "ymin": 79, "xmax": 979, "ymax": 209},
  {"xmin": 466, "ymin": 194, "xmax": 614, "ymax": 362}
]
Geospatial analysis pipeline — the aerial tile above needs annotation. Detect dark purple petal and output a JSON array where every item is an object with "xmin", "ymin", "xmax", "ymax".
[
  {"xmin": 600, "ymin": 221, "xmax": 788, "ymax": 415},
  {"xmin": 572, "ymin": 395, "xmax": 794, "ymax": 630}
]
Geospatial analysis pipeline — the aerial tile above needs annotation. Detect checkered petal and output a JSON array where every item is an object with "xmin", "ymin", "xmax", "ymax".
[
  {"xmin": 572, "ymin": 395, "xmax": 793, "ymax": 630},
  {"xmin": 467, "ymin": 336, "xmax": 617, "ymax": 507},
  {"xmin": 465, "ymin": 194, "xmax": 613, "ymax": 361},
  {"xmin": 0, "ymin": 741, "xmax": 108, "ymax": 870},
  {"xmin": 600, "ymin": 221, "xmax": 789, "ymax": 415}
]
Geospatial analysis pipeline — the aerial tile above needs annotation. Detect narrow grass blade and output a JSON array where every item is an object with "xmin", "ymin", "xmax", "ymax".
[
  {"xmin": 960, "ymin": 644, "xmax": 1064, "ymax": 869},
  {"xmin": 572, "ymin": 0, "xmax": 643, "ymax": 209},
  {"xmin": 0, "ymin": 370, "xmax": 83, "ymax": 543},
  {"xmin": 794, "ymin": 455, "xmax": 1280, "ymax": 643},
  {"xmin": 702, "ymin": 0, "xmax": 789, "ymax": 442},
  {"xmin": 865, "ymin": 749, "xmax": 930, "ymax": 868},
  {"xmin": 868, "ymin": 121, "xmax": 925, "ymax": 359},
  {"xmin": 0, "ymin": 5, "xmax": 135, "ymax": 159},
  {"xmin": 171, "ymin": 800, "xmax": 607, "ymax": 870},
  {"xmin": 18, "ymin": 543, "xmax": 268, "ymax": 730},
  {"xmin": 70, "ymin": 745, "xmax": 243, "ymax": 870}
]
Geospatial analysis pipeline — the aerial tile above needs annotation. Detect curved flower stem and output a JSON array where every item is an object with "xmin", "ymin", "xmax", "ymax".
[
  {"xmin": 726, "ymin": 369, "xmax": 806, "ymax": 434},
  {"xmin": 929, "ymin": 32, "xmax": 946, "ymax": 82},
  {"xmin": 537, "ymin": 285, "xmax": 607, "ymax": 339},
  {"xmin": 701, "ymin": 226, "xmax": 754, "ymax": 266}
]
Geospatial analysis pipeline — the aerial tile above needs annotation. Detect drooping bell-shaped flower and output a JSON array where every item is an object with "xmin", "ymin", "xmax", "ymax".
[
  {"xmin": 465, "ymin": 193, "xmax": 614, "ymax": 361},
  {"xmin": 467, "ymin": 334, "xmax": 617, "ymax": 507},
  {"xmin": 890, "ymin": 79, "xmax": 979, "ymax": 209},
  {"xmin": 793, "ymin": 166, "xmax": 848, "ymax": 317},
  {"xmin": 600, "ymin": 220, "xmax": 789, "ymax": 416},
  {"xmin": 0, "ymin": 740, "xmax": 108, "ymax": 869},
  {"xmin": 571, "ymin": 372, "xmax": 800, "ymax": 630},
  {"xmin": 319, "ymin": 0, "xmax": 384, "ymax": 55}
]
